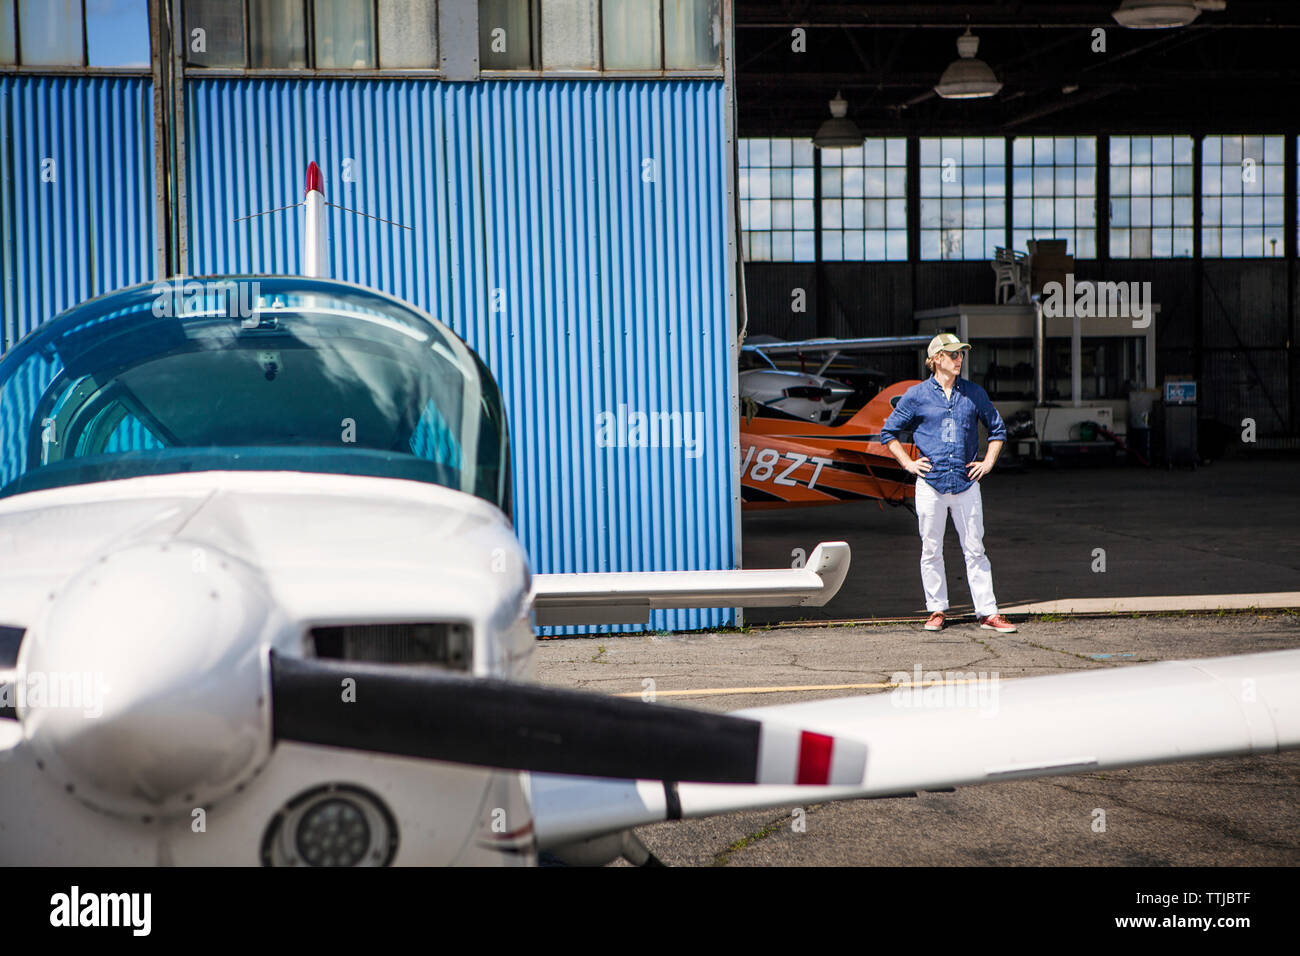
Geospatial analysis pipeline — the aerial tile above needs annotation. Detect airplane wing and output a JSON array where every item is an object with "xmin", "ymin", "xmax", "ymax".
[
  {"xmin": 532, "ymin": 647, "xmax": 1300, "ymax": 849},
  {"xmin": 531, "ymin": 541, "xmax": 849, "ymax": 626},
  {"xmin": 743, "ymin": 335, "xmax": 932, "ymax": 357}
]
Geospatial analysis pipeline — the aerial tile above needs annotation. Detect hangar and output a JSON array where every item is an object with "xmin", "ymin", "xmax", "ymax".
[
  {"xmin": 0, "ymin": 0, "xmax": 1297, "ymax": 874},
  {"xmin": 2, "ymin": 1, "xmax": 1298, "ymax": 632}
]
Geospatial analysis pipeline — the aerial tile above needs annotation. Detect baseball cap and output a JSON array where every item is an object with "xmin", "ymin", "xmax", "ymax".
[{"xmin": 927, "ymin": 332, "xmax": 971, "ymax": 358}]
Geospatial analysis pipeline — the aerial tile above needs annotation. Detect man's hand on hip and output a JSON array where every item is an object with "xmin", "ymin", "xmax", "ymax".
[
  {"xmin": 966, "ymin": 458, "xmax": 994, "ymax": 481},
  {"xmin": 906, "ymin": 456, "xmax": 932, "ymax": 476}
]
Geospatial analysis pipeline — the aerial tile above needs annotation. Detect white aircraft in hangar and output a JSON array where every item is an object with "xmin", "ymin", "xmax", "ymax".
[{"xmin": 0, "ymin": 166, "xmax": 1297, "ymax": 866}]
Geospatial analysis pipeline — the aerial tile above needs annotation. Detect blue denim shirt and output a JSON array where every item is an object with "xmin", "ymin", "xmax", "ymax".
[{"xmin": 879, "ymin": 375, "xmax": 1007, "ymax": 494}]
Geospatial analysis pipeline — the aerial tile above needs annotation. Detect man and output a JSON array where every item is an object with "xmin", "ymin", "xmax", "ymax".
[{"xmin": 879, "ymin": 332, "xmax": 1018, "ymax": 634}]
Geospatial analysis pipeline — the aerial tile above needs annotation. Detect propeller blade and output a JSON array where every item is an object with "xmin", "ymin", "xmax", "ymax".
[{"xmin": 270, "ymin": 653, "xmax": 866, "ymax": 785}]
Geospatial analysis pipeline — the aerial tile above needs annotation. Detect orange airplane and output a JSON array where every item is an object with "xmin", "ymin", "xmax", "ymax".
[
  {"xmin": 738, "ymin": 336, "xmax": 929, "ymax": 510},
  {"xmin": 741, "ymin": 380, "xmax": 923, "ymax": 509}
]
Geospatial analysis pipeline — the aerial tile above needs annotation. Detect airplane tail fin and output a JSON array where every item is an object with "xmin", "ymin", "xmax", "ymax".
[
  {"xmin": 840, "ymin": 379, "xmax": 920, "ymax": 435},
  {"xmin": 303, "ymin": 161, "xmax": 327, "ymax": 277},
  {"xmin": 232, "ymin": 161, "xmax": 410, "ymax": 279}
]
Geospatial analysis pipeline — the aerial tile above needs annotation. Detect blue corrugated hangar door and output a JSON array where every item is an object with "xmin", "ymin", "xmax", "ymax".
[
  {"xmin": 185, "ymin": 77, "xmax": 737, "ymax": 634},
  {"xmin": 0, "ymin": 76, "xmax": 156, "ymax": 353}
]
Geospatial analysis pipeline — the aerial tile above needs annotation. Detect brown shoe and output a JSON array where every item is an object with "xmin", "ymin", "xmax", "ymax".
[
  {"xmin": 924, "ymin": 611, "xmax": 945, "ymax": 631},
  {"xmin": 979, "ymin": 613, "xmax": 1018, "ymax": 633}
]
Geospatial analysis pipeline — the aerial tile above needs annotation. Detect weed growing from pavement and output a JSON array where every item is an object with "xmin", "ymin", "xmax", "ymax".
[{"xmin": 711, "ymin": 806, "xmax": 825, "ymax": 866}]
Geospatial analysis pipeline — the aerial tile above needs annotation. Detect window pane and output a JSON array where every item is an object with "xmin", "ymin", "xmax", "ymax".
[
  {"xmin": 315, "ymin": 0, "xmax": 375, "ymax": 68},
  {"xmin": 540, "ymin": 0, "xmax": 597, "ymax": 68},
  {"xmin": 85, "ymin": 0, "xmax": 149, "ymax": 66},
  {"xmin": 664, "ymin": 0, "xmax": 718, "ymax": 68},
  {"xmin": 1203, "ymin": 134, "xmax": 1283, "ymax": 258},
  {"xmin": 480, "ymin": 0, "xmax": 531, "ymax": 69},
  {"xmin": 0, "ymin": 0, "xmax": 15, "ymax": 64},
  {"xmin": 739, "ymin": 138, "xmax": 816, "ymax": 261},
  {"xmin": 822, "ymin": 231, "xmax": 842, "ymax": 260},
  {"xmin": 1111, "ymin": 135, "xmax": 1192, "ymax": 259},
  {"xmin": 19, "ymin": 0, "xmax": 83, "ymax": 66},
  {"xmin": 886, "ymin": 231, "xmax": 907, "ymax": 260},
  {"xmin": 830, "ymin": 138, "xmax": 906, "ymax": 261},
  {"xmin": 1008, "ymin": 136, "xmax": 1095, "ymax": 256},
  {"xmin": 379, "ymin": 0, "xmax": 438, "ymax": 68},
  {"xmin": 250, "ymin": 0, "xmax": 306, "ymax": 68},
  {"xmin": 185, "ymin": 0, "xmax": 245, "ymax": 66},
  {"xmin": 821, "ymin": 199, "xmax": 841, "ymax": 229},
  {"xmin": 603, "ymin": 0, "xmax": 660, "ymax": 69},
  {"xmin": 919, "ymin": 136, "xmax": 1006, "ymax": 260}
]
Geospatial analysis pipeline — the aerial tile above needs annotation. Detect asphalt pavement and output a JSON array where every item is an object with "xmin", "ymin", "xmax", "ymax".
[
  {"xmin": 535, "ymin": 611, "xmax": 1300, "ymax": 866},
  {"xmin": 740, "ymin": 457, "xmax": 1300, "ymax": 623}
]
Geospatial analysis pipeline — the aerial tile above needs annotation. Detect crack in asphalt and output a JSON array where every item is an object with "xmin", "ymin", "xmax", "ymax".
[{"xmin": 1048, "ymin": 780, "xmax": 1300, "ymax": 852}]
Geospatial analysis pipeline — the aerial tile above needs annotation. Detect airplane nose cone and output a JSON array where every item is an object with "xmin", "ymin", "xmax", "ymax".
[{"xmin": 20, "ymin": 542, "xmax": 274, "ymax": 818}]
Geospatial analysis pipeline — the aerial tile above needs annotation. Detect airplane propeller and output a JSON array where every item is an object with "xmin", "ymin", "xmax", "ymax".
[{"xmin": 270, "ymin": 653, "xmax": 867, "ymax": 786}]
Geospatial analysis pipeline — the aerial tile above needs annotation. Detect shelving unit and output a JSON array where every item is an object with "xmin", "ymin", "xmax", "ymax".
[{"xmin": 914, "ymin": 304, "xmax": 1158, "ymax": 459}]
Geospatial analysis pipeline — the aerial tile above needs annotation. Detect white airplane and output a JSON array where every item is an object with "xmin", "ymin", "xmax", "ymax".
[
  {"xmin": 740, "ymin": 334, "xmax": 930, "ymax": 423},
  {"xmin": 0, "ymin": 166, "xmax": 1296, "ymax": 866}
]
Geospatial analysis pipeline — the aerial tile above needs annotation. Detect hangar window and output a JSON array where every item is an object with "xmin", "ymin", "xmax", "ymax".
[
  {"xmin": 920, "ymin": 137, "xmax": 1006, "ymax": 261},
  {"xmin": 602, "ymin": 0, "xmax": 658, "ymax": 69},
  {"xmin": 541, "ymin": 0, "xmax": 598, "ymax": 69},
  {"xmin": 314, "ymin": 0, "xmax": 376, "ymax": 69},
  {"xmin": 601, "ymin": 0, "xmax": 720, "ymax": 71},
  {"xmin": 175, "ymin": 0, "xmax": 718, "ymax": 73},
  {"xmin": 249, "ymin": 0, "xmax": 306, "ymax": 68},
  {"xmin": 0, "ymin": 1, "xmax": 12, "ymax": 65},
  {"xmin": 1201, "ymin": 135, "xmax": 1285, "ymax": 258},
  {"xmin": 1011, "ymin": 136, "xmax": 1096, "ymax": 259},
  {"xmin": 480, "ymin": 0, "xmax": 532, "ymax": 69},
  {"xmin": 87, "ymin": 0, "xmax": 150, "ymax": 67},
  {"xmin": 378, "ymin": 0, "xmax": 439, "ymax": 68},
  {"xmin": 821, "ymin": 139, "xmax": 907, "ymax": 262},
  {"xmin": 15, "ymin": 0, "xmax": 84, "ymax": 67},
  {"xmin": 186, "ymin": 0, "xmax": 439, "ymax": 70},
  {"xmin": 663, "ymin": 0, "xmax": 719, "ymax": 69},
  {"xmin": 184, "ymin": 0, "xmax": 246, "ymax": 67},
  {"xmin": 2, "ymin": 0, "xmax": 148, "ymax": 68},
  {"xmin": 739, "ymin": 138, "xmax": 816, "ymax": 262},
  {"xmin": 1109, "ymin": 136, "xmax": 1194, "ymax": 258}
]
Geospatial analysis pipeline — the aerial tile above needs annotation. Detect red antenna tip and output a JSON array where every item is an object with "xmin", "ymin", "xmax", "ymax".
[{"xmin": 305, "ymin": 161, "xmax": 324, "ymax": 197}]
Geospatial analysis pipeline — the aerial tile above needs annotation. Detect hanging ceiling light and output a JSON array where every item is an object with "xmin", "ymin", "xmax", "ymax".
[
  {"xmin": 812, "ymin": 92, "xmax": 864, "ymax": 149},
  {"xmin": 934, "ymin": 29, "xmax": 1002, "ymax": 100},
  {"xmin": 1111, "ymin": 0, "xmax": 1202, "ymax": 29}
]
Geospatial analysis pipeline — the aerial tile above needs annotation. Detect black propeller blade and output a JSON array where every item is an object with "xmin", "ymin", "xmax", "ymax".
[
  {"xmin": 0, "ymin": 626, "xmax": 24, "ymax": 720},
  {"xmin": 271, "ymin": 653, "xmax": 763, "ymax": 783}
]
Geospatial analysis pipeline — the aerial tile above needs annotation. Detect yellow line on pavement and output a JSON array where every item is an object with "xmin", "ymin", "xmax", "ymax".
[{"xmin": 613, "ymin": 677, "xmax": 993, "ymax": 698}]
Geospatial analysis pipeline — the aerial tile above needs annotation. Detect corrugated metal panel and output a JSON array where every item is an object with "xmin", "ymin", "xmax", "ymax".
[
  {"xmin": 820, "ymin": 262, "xmax": 913, "ymax": 339},
  {"xmin": 1201, "ymin": 260, "xmax": 1289, "ymax": 348},
  {"xmin": 913, "ymin": 262, "xmax": 989, "ymax": 312},
  {"xmin": 185, "ymin": 78, "xmax": 736, "ymax": 633},
  {"xmin": 742, "ymin": 262, "xmax": 818, "ymax": 340},
  {"xmin": 0, "ymin": 76, "xmax": 156, "ymax": 353}
]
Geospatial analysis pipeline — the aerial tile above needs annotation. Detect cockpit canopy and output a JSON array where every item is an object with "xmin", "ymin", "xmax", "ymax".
[{"xmin": 0, "ymin": 277, "xmax": 512, "ymax": 515}]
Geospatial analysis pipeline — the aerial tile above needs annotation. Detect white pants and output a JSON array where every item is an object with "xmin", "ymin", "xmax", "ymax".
[{"xmin": 914, "ymin": 478, "xmax": 999, "ymax": 618}]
